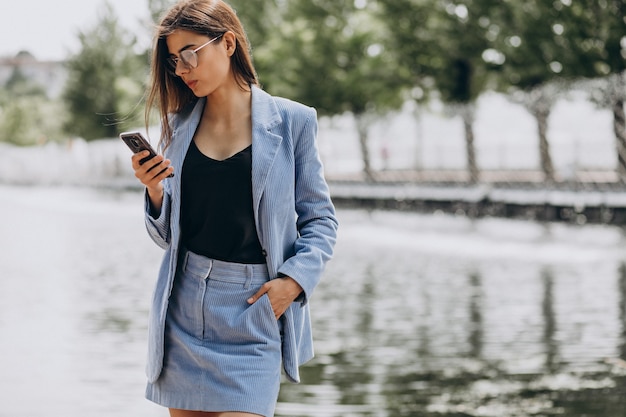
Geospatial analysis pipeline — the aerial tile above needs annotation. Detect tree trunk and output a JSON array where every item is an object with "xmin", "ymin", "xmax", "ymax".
[
  {"xmin": 413, "ymin": 102, "xmax": 424, "ymax": 171},
  {"xmin": 519, "ymin": 85, "xmax": 558, "ymax": 184},
  {"xmin": 355, "ymin": 114, "xmax": 374, "ymax": 182},
  {"xmin": 535, "ymin": 108, "xmax": 555, "ymax": 183},
  {"xmin": 461, "ymin": 107, "xmax": 479, "ymax": 183},
  {"xmin": 612, "ymin": 98, "xmax": 626, "ymax": 182}
]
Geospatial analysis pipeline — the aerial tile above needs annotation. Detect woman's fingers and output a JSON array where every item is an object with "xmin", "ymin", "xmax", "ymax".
[
  {"xmin": 248, "ymin": 278, "xmax": 303, "ymax": 319},
  {"xmin": 131, "ymin": 152, "xmax": 173, "ymax": 186}
]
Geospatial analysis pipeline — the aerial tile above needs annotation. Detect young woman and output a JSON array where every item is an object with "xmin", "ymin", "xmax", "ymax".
[{"xmin": 129, "ymin": 1, "xmax": 338, "ymax": 416}]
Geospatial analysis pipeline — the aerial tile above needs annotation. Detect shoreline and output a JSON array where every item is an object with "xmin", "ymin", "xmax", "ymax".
[{"xmin": 4, "ymin": 169, "xmax": 626, "ymax": 225}]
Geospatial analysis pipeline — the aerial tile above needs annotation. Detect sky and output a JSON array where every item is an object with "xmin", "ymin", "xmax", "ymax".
[{"xmin": 1, "ymin": 0, "xmax": 152, "ymax": 61}]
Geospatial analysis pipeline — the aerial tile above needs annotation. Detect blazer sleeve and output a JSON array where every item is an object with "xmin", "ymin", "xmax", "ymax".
[
  {"xmin": 277, "ymin": 108, "xmax": 339, "ymax": 305},
  {"xmin": 143, "ymin": 112, "xmax": 180, "ymax": 250},
  {"xmin": 143, "ymin": 184, "xmax": 173, "ymax": 249}
]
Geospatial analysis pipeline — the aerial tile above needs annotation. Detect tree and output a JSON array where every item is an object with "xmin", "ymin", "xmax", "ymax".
[
  {"xmin": 431, "ymin": 0, "xmax": 504, "ymax": 183},
  {"xmin": 372, "ymin": 0, "xmax": 430, "ymax": 171},
  {"xmin": 148, "ymin": 0, "xmax": 176, "ymax": 24},
  {"xmin": 561, "ymin": 0, "xmax": 626, "ymax": 181},
  {"xmin": 4, "ymin": 66, "xmax": 46, "ymax": 97},
  {"xmin": 251, "ymin": 0, "xmax": 406, "ymax": 181},
  {"xmin": 226, "ymin": 0, "xmax": 284, "ymax": 92},
  {"xmin": 588, "ymin": 72, "xmax": 626, "ymax": 181},
  {"xmin": 379, "ymin": 0, "xmax": 504, "ymax": 183},
  {"xmin": 0, "ymin": 64, "xmax": 65, "ymax": 146},
  {"xmin": 63, "ymin": 1, "xmax": 148, "ymax": 140},
  {"xmin": 492, "ymin": 0, "xmax": 602, "ymax": 182}
]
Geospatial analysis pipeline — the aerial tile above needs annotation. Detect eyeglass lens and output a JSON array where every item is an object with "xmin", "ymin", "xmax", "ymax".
[
  {"xmin": 167, "ymin": 35, "xmax": 223, "ymax": 73},
  {"xmin": 180, "ymin": 50, "xmax": 198, "ymax": 69},
  {"xmin": 168, "ymin": 51, "xmax": 197, "ymax": 72}
]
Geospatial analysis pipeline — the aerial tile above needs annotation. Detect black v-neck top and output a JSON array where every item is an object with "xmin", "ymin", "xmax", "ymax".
[{"xmin": 180, "ymin": 140, "xmax": 265, "ymax": 264}]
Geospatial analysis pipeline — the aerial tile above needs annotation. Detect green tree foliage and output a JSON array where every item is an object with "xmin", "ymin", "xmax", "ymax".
[
  {"xmin": 237, "ymin": 0, "xmax": 406, "ymax": 180},
  {"xmin": 148, "ymin": 0, "xmax": 176, "ymax": 24},
  {"xmin": 489, "ymin": 0, "xmax": 626, "ymax": 181},
  {"xmin": 265, "ymin": 0, "xmax": 405, "ymax": 114},
  {"xmin": 223, "ymin": 0, "xmax": 283, "ymax": 93},
  {"xmin": 432, "ymin": 0, "xmax": 504, "ymax": 182},
  {"xmin": 377, "ymin": 0, "xmax": 624, "ymax": 181},
  {"xmin": 373, "ymin": 0, "xmax": 431, "ymax": 95},
  {"xmin": 558, "ymin": 0, "xmax": 626, "ymax": 179},
  {"xmin": 227, "ymin": 0, "xmax": 279, "ymax": 47},
  {"xmin": 5, "ymin": 0, "xmax": 620, "ymax": 179},
  {"xmin": 488, "ymin": 1, "xmax": 557, "ymax": 180},
  {"xmin": 0, "ymin": 65, "xmax": 65, "ymax": 146},
  {"xmin": 62, "ymin": 1, "xmax": 148, "ymax": 141},
  {"xmin": 4, "ymin": 68, "xmax": 46, "ymax": 97},
  {"xmin": 379, "ymin": 0, "xmax": 503, "ymax": 182}
]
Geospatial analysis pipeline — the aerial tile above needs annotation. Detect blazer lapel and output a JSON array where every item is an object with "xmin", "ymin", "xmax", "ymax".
[
  {"xmin": 251, "ymin": 86, "xmax": 283, "ymax": 215},
  {"xmin": 168, "ymin": 98, "xmax": 205, "ymax": 247},
  {"xmin": 170, "ymin": 98, "xmax": 205, "ymax": 175}
]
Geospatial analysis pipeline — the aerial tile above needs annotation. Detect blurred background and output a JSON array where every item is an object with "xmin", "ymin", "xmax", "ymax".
[{"xmin": 2, "ymin": 0, "xmax": 626, "ymax": 416}]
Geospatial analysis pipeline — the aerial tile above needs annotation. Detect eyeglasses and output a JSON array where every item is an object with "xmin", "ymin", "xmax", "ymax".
[{"xmin": 167, "ymin": 34, "xmax": 223, "ymax": 74}]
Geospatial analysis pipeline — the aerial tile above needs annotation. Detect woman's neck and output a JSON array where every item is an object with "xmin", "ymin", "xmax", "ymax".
[{"xmin": 203, "ymin": 83, "xmax": 252, "ymax": 125}]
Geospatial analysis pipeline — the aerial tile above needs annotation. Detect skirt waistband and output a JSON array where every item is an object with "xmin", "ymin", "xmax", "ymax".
[{"xmin": 181, "ymin": 249, "xmax": 270, "ymax": 285}]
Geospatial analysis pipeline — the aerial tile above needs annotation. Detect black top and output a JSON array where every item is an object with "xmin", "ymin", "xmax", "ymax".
[{"xmin": 180, "ymin": 140, "xmax": 265, "ymax": 264}]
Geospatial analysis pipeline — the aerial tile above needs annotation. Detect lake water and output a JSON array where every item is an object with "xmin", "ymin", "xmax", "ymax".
[{"xmin": 1, "ymin": 184, "xmax": 626, "ymax": 417}]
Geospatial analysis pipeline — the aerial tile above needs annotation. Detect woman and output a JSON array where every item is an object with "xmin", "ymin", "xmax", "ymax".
[{"xmin": 129, "ymin": 0, "xmax": 338, "ymax": 416}]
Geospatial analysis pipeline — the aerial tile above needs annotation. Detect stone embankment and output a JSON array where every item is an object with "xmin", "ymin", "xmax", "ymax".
[{"xmin": 327, "ymin": 169, "xmax": 626, "ymax": 225}]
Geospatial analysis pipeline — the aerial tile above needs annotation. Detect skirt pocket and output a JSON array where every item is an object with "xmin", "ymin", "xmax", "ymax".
[{"xmin": 203, "ymin": 279, "xmax": 282, "ymax": 348}]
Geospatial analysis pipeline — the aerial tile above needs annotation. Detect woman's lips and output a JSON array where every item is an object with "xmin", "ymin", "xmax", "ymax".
[{"xmin": 186, "ymin": 80, "xmax": 197, "ymax": 89}]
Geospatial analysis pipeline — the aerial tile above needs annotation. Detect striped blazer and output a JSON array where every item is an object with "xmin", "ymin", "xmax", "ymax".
[{"xmin": 143, "ymin": 85, "xmax": 338, "ymax": 383}]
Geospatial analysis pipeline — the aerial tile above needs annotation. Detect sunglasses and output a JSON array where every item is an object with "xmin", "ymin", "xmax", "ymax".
[{"xmin": 166, "ymin": 34, "xmax": 224, "ymax": 74}]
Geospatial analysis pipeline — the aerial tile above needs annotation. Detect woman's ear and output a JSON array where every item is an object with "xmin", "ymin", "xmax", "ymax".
[{"xmin": 222, "ymin": 31, "xmax": 237, "ymax": 57}]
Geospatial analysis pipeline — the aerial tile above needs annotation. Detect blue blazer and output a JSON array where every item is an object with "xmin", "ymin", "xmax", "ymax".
[{"xmin": 143, "ymin": 86, "xmax": 338, "ymax": 383}]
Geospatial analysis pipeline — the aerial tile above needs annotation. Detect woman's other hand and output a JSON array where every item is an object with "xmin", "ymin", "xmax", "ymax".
[{"xmin": 247, "ymin": 277, "xmax": 304, "ymax": 319}]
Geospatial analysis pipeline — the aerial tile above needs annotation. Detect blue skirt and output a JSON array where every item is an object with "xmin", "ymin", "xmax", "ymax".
[{"xmin": 146, "ymin": 250, "xmax": 283, "ymax": 417}]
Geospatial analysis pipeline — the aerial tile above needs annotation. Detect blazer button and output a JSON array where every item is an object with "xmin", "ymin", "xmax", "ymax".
[{"xmin": 261, "ymin": 249, "xmax": 267, "ymax": 257}]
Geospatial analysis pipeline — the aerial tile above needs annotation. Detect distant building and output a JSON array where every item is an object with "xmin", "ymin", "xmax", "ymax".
[{"xmin": 0, "ymin": 51, "xmax": 67, "ymax": 99}]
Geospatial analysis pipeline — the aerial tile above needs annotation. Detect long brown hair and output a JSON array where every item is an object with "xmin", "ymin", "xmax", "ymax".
[{"xmin": 145, "ymin": 0, "xmax": 259, "ymax": 150}]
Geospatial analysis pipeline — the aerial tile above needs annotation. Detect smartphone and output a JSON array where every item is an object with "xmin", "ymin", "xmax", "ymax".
[{"xmin": 120, "ymin": 131, "xmax": 174, "ymax": 178}]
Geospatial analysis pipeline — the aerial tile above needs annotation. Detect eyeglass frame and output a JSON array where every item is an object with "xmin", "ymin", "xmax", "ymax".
[{"xmin": 166, "ymin": 34, "xmax": 224, "ymax": 74}]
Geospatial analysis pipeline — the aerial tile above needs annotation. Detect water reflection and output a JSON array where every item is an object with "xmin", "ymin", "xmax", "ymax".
[
  {"xmin": 619, "ymin": 263, "xmax": 626, "ymax": 361},
  {"xmin": 0, "ymin": 186, "xmax": 167, "ymax": 417},
  {"xmin": 541, "ymin": 268, "xmax": 558, "ymax": 373},
  {"xmin": 468, "ymin": 272, "xmax": 483, "ymax": 360},
  {"xmin": 1, "ymin": 186, "xmax": 626, "ymax": 416},
  {"xmin": 277, "ymin": 210, "xmax": 626, "ymax": 416}
]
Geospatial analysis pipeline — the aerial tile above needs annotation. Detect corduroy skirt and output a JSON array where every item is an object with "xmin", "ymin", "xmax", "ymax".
[{"xmin": 145, "ymin": 250, "xmax": 283, "ymax": 417}]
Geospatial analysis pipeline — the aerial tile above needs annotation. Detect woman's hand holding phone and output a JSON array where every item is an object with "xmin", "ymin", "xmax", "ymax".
[
  {"xmin": 131, "ymin": 151, "xmax": 174, "ymax": 212},
  {"xmin": 131, "ymin": 150, "xmax": 174, "ymax": 185},
  {"xmin": 121, "ymin": 132, "xmax": 175, "ymax": 213}
]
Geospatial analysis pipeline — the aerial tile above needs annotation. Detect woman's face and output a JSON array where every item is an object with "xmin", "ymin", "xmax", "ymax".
[{"xmin": 166, "ymin": 29, "xmax": 233, "ymax": 97}]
